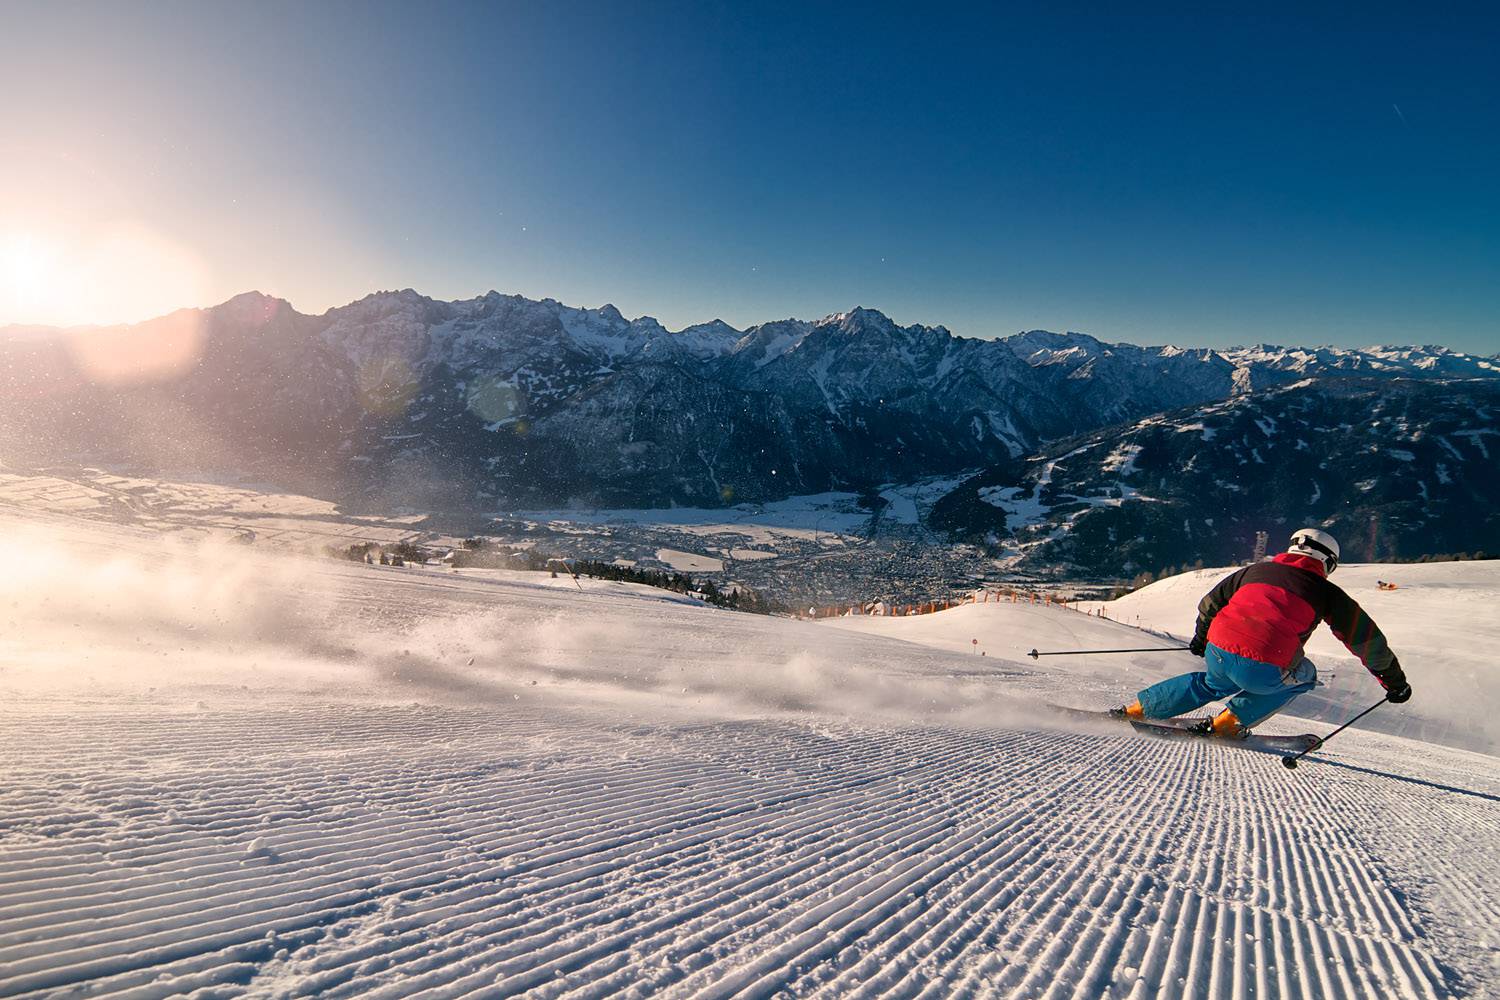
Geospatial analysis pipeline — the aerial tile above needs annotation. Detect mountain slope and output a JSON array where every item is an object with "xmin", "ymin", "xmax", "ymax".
[{"xmin": 929, "ymin": 377, "xmax": 1500, "ymax": 576}]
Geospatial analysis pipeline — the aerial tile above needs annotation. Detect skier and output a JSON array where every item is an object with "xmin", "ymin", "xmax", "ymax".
[{"xmin": 1116, "ymin": 528, "xmax": 1412, "ymax": 737}]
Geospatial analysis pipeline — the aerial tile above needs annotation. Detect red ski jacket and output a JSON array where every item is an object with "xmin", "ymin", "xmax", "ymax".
[{"xmin": 1194, "ymin": 553, "xmax": 1401, "ymax": 678}]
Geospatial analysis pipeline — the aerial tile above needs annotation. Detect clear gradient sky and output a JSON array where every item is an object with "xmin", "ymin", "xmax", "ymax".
[{"xmin": 2, "ymin": 2, "xmax": 1497, "ymax": 351}]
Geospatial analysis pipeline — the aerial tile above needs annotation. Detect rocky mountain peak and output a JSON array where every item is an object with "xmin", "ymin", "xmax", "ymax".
[
  {"xmin": 5, "ymin": 286, "xmax": 1496, "ymax": 523},
  {"xmin": 209, "ymin": 291, "xmax": 299, "ymax": 332}
]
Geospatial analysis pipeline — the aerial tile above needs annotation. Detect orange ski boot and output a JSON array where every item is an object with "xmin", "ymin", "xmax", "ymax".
[
  {"xmin": 1211, "ymin": 708, "xmax": 1248, "ymax": 739},
  {"xmin": 1110, "ymin": 700, "xmax": 1146, "ymax": 720}
]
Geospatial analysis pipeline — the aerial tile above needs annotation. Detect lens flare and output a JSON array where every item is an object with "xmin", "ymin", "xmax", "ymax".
[
  {"xmin": 465, "ymin": 376, "xmax": 526, "ymax": 424},
  {"xmin": 65, "ymin": 309, "xmax": 206, "ymax": 385},
  {"xmin": 356, "ymin": 356, "xmax": 419, "ymax": 417}
]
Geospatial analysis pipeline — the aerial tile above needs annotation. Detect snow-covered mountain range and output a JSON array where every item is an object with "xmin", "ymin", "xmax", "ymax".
[
  {"xmin": 2, "ymin": 289, "xmax": 1496, "ymax": 567},
  {"xmin": 930, "ymin": 377, "xmax": 1500, "ymax": 574}
]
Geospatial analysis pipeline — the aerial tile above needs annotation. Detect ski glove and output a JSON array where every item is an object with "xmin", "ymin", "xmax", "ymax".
[
  {"xmin": 1188, "ymin": 635, "xmax": 1207, "ymax": 657},
  {"xmin": 1376, "ymin": 664, "xmax": 1411, "ymax": 704}
]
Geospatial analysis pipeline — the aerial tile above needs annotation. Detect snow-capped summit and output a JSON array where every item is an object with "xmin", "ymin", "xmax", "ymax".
[
  {"xmin": 1004, "ymin": 329, "xmax": 1107, "ymax": 363},
  {"xmin": 730, "ymin": 317, "xmax": 815, "ymax": 369},
  {"xmin": 667, "ymin": 319, "xmax": 743, "ymax": 359},
  {"xmin": 824, "ymin": 306, "xmax": 900, "ymax": 334},
  {"xmin": 1219, "ymin": 342, "xmax": 1500, "ymax": 380}
]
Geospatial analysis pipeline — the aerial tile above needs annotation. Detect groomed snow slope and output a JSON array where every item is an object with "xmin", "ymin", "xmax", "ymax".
[{"xmin": 1, "ymin": 511, "xmax": 1497, "ymax": 999}]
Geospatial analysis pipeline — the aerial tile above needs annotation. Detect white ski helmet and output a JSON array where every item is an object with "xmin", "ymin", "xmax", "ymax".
[{"xmin": 1288, "ymin": 527, "xmax": 1340, "ymax": 574}]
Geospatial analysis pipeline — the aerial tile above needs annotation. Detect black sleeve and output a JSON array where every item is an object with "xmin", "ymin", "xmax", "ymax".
[
  {"xmin": 1194, "ymin": 568, "xmax": 1248, "ymax": 647},
  {"xmin": 1323, "ymin": 583, "xmax": 1400, "ymax": 677}
]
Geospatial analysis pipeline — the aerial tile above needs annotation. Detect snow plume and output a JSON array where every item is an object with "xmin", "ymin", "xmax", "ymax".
[
  {"xmin": 335, "ymin": 602, "xmax": 1042, "ymax": 729},
  {"xmin": 0, "ymin": 513, "xmax": 1042, "ymax": 729},
  {"xmin": 0, "ymin": 520, "xmax": 344, "ymax": 700},
  {"xmin": 702, "ymin": 648, "xmax": 1042, "ymax": 727}
]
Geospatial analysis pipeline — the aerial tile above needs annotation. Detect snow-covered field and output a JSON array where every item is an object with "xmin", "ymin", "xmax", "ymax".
[
  {"xmin": 2, "ymin": 508, "xmax": 1498, "ymax": 998},
  {"xmin": 509, "ymin": 492, "xmax": 871, "ymax": 544},
  {"xmin": 656, "ymin": 548, "xmax": 727, "ymax": 573},
  {"xmin": 512, "ymin": 477, "xmax": 967, "ymax": 546}
]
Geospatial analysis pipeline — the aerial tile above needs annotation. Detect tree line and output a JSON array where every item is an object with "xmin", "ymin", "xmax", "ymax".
[
  {"xmin": 569, "ymin": 559, "xmax": 785, "ymax": 614},
  {"xmin": 325, "ymin": 537, "xmax": 786, "ymax": 614}
]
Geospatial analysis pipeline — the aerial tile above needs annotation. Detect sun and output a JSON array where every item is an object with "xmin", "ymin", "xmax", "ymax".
[
  {"xmin": 0, "ymin": 232, "xmax": 62, "ymax": 319},
  {"xmin": 0, "ymin": 226, "xmax": 212, "ymax": 328}
]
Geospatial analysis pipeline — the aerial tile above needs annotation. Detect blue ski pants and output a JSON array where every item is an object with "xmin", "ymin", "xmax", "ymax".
[{"xmin": 1137, "ymin": 644, "xmax": 1317, "ymax": 727}]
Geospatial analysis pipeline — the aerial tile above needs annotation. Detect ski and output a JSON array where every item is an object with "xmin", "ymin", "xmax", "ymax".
[
  {"xmin": 1048, "ymin": 705, "xmax": 1321, "ymax": 753},
  {"xmin": 1128, "ymin": 720, "xmax": 1322, "ymax": 754}
]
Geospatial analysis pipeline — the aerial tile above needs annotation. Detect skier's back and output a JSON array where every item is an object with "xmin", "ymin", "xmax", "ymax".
[{"xmin": 1119, "ymin": 528, "xmax": 1412, "ymax": 735}]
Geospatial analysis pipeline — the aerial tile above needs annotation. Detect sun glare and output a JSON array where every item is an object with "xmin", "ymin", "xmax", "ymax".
[
  {"xmin": 1, "ymin": 232, "xmax": 61, "ymax": 316},
  {"xmin": 0, "ymin": 226, "xmax": 210, "ymax": 328}
]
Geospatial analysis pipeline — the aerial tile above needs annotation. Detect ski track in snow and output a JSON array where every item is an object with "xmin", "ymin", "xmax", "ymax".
[
  {"xmin": 4, "ymin": 704, "xmax": 1495, "ymax": 998},
  {"xmin": 1, "ymin": 516, "xmax": 1498, "ymax": 998}
]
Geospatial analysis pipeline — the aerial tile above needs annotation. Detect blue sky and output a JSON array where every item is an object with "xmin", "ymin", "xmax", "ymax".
[{"xmin": 2, "ymin": 2, "xmax": 1497, "ymax": 351}]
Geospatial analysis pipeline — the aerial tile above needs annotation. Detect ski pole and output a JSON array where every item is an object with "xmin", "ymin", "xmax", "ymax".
[
  {"xmin": 1027, "ymin": 646, "xmax": 1185, "ymax": 659},
  {"xmin": 1281, "ymin": 698, "xmax": 1386, "ymax": 769}
]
